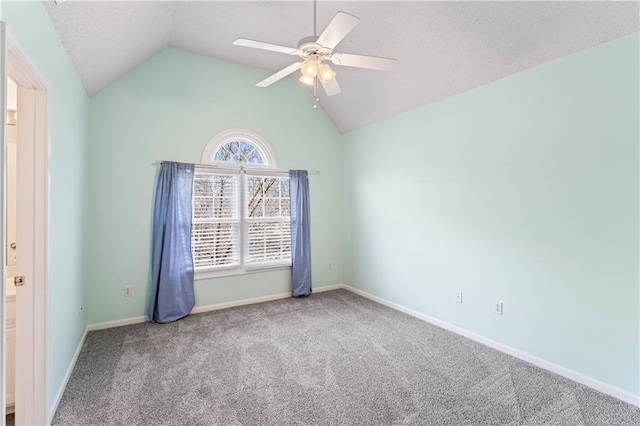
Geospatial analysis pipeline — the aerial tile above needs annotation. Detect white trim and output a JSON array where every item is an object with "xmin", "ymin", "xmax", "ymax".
[
  {"xmin": 86, "ymin": 316, "xmax": 148, "ymax": 332},
  {"xmin": 245, "ymin": 261, "xmax": 291, "ymax": 271},
  {"xmin": 190, "ymin": 283, "xmax": 351, "ymax": 315},
  {"xmin": 201, "ymin": 128, "xmax": 277, "ymax": 168},
  {"xmin": 192, "ymin": 164, "xmax": 290, "ymax": 176},
  {"xmin": 191, "ymin": 292, "xmax": 290, "ymax": 314},
  {"xmin": 48, "ymin": 327, "xmax": 88, "ymax": 423},
  {"xmin": 5, "ymin": 30, "xmax": 49, "ymax": 90},
  {"xmin": 313, "ymin": 284, "xmax": 345, "ymax": 293},
  {"xmin": 239, "ymin": 168, "xmax": 246, "ymax": 272},
  {"xmin": 243, "ymin": 169, "xmax": 289, "ymax": 178},
  {"xmin": 340, "ymin": 284, "xmax": 640, "ymax": 407},
  {"xmin": 87, "ymin": 284, "xmax": 344, "ymax": 329}
]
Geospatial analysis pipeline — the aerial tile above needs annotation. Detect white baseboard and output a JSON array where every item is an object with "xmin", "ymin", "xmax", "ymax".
[
  {"xmin": 86, "ymin": 283, "xmax": 343, "ymax": 331},
  {"xmin": 314, "ymin": 283, "xmax": 346, "ymax": 293},
  {"xmin": 86, "ymin": 315, "xmax": 148, "ymax": 331},
  {"xmin": 191, "ymin": 283, "xmax": 343, "ymax": 314},
  {"xmin": 49, "ymin": 326, "xmax": 89, "ymax": 423},
  {"xmin": 342, "ymin": 284, "xmax": 640, "ymax": 407},
  {"xmin": 191, "ymin": 292, "xmax": 290, "ymax": 314}
]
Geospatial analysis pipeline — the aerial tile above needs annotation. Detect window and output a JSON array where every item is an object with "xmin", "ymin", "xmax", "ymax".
[
  {"xmin": 214, "ymin": 140, "xmax": 264, "ymax": 164},
  {"xmin": 192, "ymin": 130, "xmax": 291, "ymax": 278},
  {"xmin": 192, "ymin": 173, "xmax": 240, "ymax": 269},
  {"xmin": 246, "ymin": 176, "xmax": 291, "ymax": 265}
]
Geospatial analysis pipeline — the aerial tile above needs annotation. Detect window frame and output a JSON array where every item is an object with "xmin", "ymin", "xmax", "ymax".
[
  {"xmin": 194, "ymin": 130, "xmax": 291, "ymax": 280},
  {"xmin": 243, "ymin": 172, "xmax": 292, "ymax": 271},
  {"xmin": 191, "ymin": 168, "xmax": 241, "ymax": 273},
  {"xmin": 201, "ymin": 128, "xmax": 278, "ymax": 169}
]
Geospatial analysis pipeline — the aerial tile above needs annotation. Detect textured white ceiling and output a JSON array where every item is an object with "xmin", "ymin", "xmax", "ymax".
[{"xmin": 44, "ymin": 1, "xmax": 639, "ymax": 133}]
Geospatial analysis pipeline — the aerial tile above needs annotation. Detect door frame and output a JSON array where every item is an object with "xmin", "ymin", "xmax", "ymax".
[{"xmin": 2, "ymin": 24, "xmax": 50, "ymax": 426}]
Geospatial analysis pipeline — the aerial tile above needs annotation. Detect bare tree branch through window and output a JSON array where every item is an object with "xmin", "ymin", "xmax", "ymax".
[{"xmin": 191, "ymin": 137, "xmax": 291, "ymax": 272}]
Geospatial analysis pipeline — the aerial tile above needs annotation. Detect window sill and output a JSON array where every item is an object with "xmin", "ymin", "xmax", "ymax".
[{"xmin": 194, "ymin": 264, "xmax": 291, "ymax": 281}]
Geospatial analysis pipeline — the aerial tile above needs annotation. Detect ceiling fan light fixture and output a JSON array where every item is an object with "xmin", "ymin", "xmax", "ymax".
[
  {"xmin": 319, "ymin": 63, "xmax": 336, "ymax": 83},
  {"xmin": 301, "ymin": 58, "xmax": 318, "ymax": 78},
  {"xmin": 299, "ymin": 75, "xmax": 315, "ymax": 86}
]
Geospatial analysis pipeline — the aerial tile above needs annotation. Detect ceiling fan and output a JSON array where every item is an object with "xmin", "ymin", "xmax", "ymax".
[{"xmin": 233, "ymin": 6, "xmax": 397, "ymax": 97}]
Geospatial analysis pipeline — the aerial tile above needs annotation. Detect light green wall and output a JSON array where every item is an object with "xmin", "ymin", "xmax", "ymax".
[
  {"xmin": 1, "ymin": 0, "xmax": 89, "ymax": 409},
  {"xmin": 86, "ymin": 48, "xmax": 343, "ymax": 324},
  {"xmin": 342, "ymin": 32, "xmax": 640, "ymax": 395}
]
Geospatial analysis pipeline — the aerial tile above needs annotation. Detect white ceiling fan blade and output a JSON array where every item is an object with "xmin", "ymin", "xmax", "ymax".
[
  {"xmin": 234, "ymin": 38, "xmax": 300, "ymax": 55},
  {"xmin": 320, "ymin": 77, "xmax": 342, "ymax": 96},
  {"xmin": 330, "ymin": 53, "xmax": 398, "ymax": 72},
  {"xmin": 316, "ymin": 12, "xmax": 359, "ymax": 50},
  {"xmin": 256, "ymin": 62, "xmax": 303, "ymax": 87}
]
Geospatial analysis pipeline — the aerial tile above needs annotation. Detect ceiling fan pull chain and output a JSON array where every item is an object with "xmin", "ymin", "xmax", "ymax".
[{"xmin": 313, "ymin": 78, "xmax": 319, "ymax": 108}]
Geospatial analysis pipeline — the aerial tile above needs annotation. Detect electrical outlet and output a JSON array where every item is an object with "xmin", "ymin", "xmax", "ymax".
[
  {"xmin": 124, "ymin": 286, "xmax": 132, "ymax": 297},
  {"xmin": 455, "ymin": 291, "xmax": 463, "ymax": 304},
  {"xmin": 494, "ymin": 302, "xmax": 503, "ymax": 315}
]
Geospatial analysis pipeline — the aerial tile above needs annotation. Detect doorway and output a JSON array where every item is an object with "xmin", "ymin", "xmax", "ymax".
[
  {"xmin": 1, "ymin": 25, "xmax": 50, "ymax": 426},
  {"xmin": 4, "ymin": 76, "xmax": 18, "ymax": 425}
]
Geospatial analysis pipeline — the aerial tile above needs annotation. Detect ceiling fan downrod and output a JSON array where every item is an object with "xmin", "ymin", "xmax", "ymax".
[{"xmin": 313, "ymin": 0, "xmax": 317, "ymax": 37}]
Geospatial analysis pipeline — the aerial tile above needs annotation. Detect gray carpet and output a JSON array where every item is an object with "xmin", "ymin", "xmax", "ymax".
[{"xmin": 53, "ymin": 289, "xmax": 639, "ymax": 425}]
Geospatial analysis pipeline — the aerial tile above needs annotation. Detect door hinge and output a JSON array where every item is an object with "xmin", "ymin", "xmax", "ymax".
[{"xmin": 14, "ymin": 276, "xmax": 25, "ymax": 287}]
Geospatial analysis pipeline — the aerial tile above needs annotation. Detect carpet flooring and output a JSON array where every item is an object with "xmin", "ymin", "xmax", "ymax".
[{"xmin": 53, "ymin": 289, "xmax": 639, "ymax": 425}]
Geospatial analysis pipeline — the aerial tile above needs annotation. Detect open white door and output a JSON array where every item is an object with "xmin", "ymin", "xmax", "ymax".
[
  {"xmin": 0, "ymin": 19, "xmax": 8, "ymax": 426},
  {"xmin": 1, "ymin": 24, "xmax": 50, "ymax": 426}
]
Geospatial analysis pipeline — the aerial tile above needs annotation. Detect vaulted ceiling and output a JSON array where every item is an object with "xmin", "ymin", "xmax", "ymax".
[{"xmin": 44, "ymin": 1, "xmax": 639, "ymax": 133}]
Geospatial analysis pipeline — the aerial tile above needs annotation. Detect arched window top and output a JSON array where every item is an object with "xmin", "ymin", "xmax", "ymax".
[{"xmin": 202, "ymin": 129, "xmax": 277, "ymax": 168}]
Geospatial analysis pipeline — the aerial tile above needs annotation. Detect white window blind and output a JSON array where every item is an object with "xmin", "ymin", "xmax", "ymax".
[
  {"xmin": 245, "ymin": 176, "xmax": 292, "ymax": 266},
  {"xmin": 191, "ymin": 170, "xmax": 291, "ymax": 275},
  {"xmin": 191, "ymin": 173, "xmax": 240, "ymax": 270}
]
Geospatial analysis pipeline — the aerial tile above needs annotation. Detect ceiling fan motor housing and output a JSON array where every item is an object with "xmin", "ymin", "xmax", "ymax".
[{"xmin": 297, "ymin": 36, "xmax": 332, "ymax": 60}]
